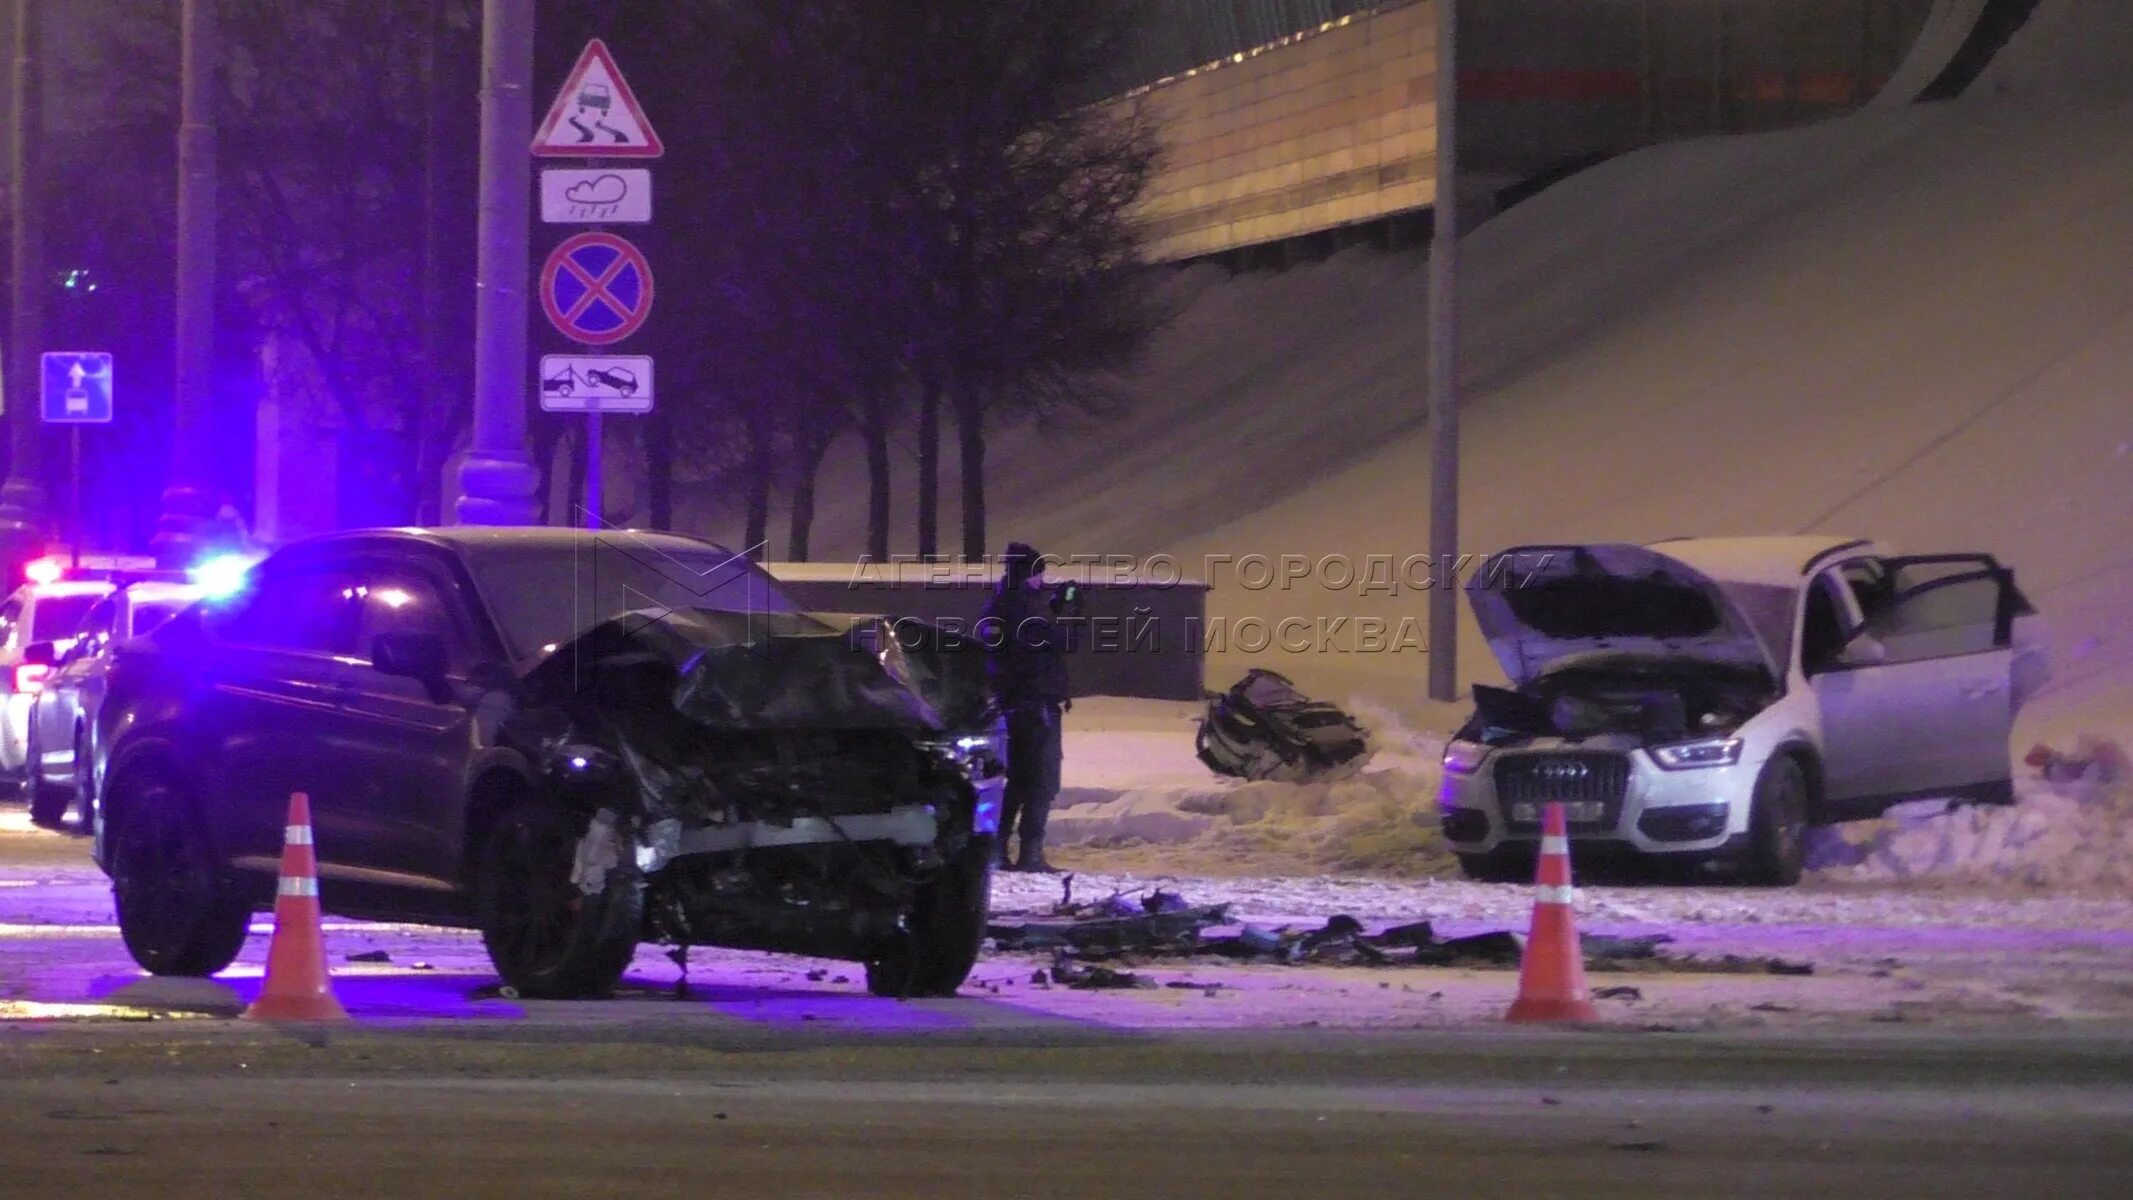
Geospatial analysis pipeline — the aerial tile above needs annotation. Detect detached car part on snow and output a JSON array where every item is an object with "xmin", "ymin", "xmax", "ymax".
[
  {"xmin": 1439, "ymin": 538, "xmax": 2049, "ymax": 885},
  {"xmin": 87, "ymin": 529, "xmax": 1004, "ymax": 1000},
  {"xmin": 1196, "ymin": 668, "xmax": 1371, "ymax": 783}
]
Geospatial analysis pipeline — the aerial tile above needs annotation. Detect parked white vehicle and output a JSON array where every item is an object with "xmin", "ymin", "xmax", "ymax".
[
  {"xmin": 1439, "ymin": 537, "xmax": 2050, "ymax": 885},
  {"xmin": 24, "ymin": 580, "xmax": 201, "ymax": 826},
  {"xmin": 0, "ymin": 580, "xmax": 116, "ymax": 788}
]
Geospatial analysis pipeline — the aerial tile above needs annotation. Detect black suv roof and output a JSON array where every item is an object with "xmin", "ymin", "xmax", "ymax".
[{"xmin": 283, "ymin": 526, "xmax": 741, "ymax": 559}]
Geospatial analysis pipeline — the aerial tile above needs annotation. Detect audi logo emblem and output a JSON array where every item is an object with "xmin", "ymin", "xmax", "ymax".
[{"xmin": 1533, "ymin": 761, "xmax": 1590, "ymax": 780}]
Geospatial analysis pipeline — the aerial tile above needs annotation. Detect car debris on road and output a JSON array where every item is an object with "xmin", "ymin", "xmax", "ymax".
[{"xmin": 986, "ymin": 881, "xmax": 1816, "ymax": 975}]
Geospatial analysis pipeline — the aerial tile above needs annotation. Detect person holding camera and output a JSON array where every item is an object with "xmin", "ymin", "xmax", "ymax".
[{"xmin": 981, "ymin": 541, "xmax": 1076, "ymax": 873}]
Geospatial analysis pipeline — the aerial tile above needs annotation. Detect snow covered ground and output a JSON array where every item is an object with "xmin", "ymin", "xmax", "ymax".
[{"xmin": 691, "ymin": 4, "xmax": 2133, "ymax": 888}]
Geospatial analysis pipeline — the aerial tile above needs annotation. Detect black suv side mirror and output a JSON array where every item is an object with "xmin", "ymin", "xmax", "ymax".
[
  {"xmin": 21, "ymin": 641, "xmax": 56, "ymax": 667},
  {"xmin": 371, "ymin": 631, "xmax": 451, "ymax": 700}
]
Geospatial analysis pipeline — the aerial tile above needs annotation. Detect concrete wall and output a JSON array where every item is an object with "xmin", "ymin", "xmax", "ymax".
[{"xmin": 764, "ymin": 564, "xmax": 1212, "ymax": 702}]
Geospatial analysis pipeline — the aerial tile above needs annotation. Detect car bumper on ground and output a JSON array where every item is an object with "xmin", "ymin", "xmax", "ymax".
[{"xmin": 1440, "ymin": 744, "xmax": 1760, "ymax": 857}]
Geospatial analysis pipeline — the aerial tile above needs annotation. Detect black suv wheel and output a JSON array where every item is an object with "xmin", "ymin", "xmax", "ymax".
[
  {"xmin": 474, "ymin": 798, "xmax": 642, "ymax": 999},
  {"xmin": 865, "ymin": 837, "xmax": 994, "ymax": 998},
  {"xmin": 107, "ymin": 759, "xmax": 252, "ymax": 976}
]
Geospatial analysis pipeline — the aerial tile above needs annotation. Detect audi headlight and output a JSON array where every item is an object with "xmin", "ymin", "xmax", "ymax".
[
  {"xmin": 1442, "ymin": 738, "xmax": 1491, "ymax": 775},
  {"xmin": 1650, "ymin": 737, "xmax": 1743, "ymax": 770}
]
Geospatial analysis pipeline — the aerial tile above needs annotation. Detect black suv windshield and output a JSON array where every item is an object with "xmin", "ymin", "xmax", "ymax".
[{"xmin": 467, "ymin": 543, "xmax": 802, "ymax": 661}]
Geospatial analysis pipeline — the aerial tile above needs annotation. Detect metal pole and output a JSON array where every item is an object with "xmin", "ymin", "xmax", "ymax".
[
  {"xmin": 153, "ymin": 0, "xmax": 217, "ymax": 565},
  {"xmin": 583, "ymin": 412, "xmax": 601, "ymax": 528},
  {"xmin": 67, "ymin": 426, "xmax": 78, "ymax": 569},
  {"xmin": 452, "ymin": 0, "xmax": 540, "ymax": 525},
  {"xmin": 1638, "ymin": 0, "xmax": 1655, "ymax": 136},
  {"xmin": 416, "ymin": 0, "xmax": 447, "ymax": 524},
  {"xmin": 1, "ymin": 0, "xmax": 46, "ymax": 535},
  {"xmin": 1425, "ymin": 0, "xmax": 1460, "ymax": 703}
]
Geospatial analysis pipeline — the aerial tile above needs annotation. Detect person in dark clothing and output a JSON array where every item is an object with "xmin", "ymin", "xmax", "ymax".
[{"xmin": 982, "ymin": 541, "xmax": 1071, "ymax": 873}]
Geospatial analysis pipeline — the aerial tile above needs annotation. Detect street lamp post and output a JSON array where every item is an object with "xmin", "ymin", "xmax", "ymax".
[
  {"xmin": 1426, "ymin": 0, "xmax": 1461, "ymax": 702},
  {"xmin": 153, "ymin": 0, "xmax": 219, "ymax": 565},
  {"xmin": 1, "ymin": 0, "xmax": 46, "ymax": 536},
  {"xmin": 452, "ymin": 0, "xmax": 540, "ymax": 524}
]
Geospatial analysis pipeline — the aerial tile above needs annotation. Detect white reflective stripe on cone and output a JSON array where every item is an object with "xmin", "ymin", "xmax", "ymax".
[
  {"xmin": 1539, "ymin": 835, "xmax": 1569, "ymax": 856},
  {"xmin": 278, "ymin": 877, "xmax": 319, "ymax": 898},
  {"xmin": 1533, "ymin": 885, "xmax": 1576, "ymax": 906},
  {"xmin": 284, "ymin": 825, "xmax": 313, "ymax": 845}
]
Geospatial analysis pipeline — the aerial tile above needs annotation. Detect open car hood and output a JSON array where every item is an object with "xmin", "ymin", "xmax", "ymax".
[
  {"xmin": 1466, "ymin": 544, "xmax": 1782, "ymax": 688},
  {"xmin": 521, "ymin": 607, "xmax": 993, "ymax": 733}
]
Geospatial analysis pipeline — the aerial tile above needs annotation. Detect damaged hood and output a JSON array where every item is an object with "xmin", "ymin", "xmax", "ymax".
[
  {"xmin": 1467, "ymin": 544, "xmax": 1783, "ymax": 687},
  {"xmin": 522, "ymin": 607, "xmax": 992, "ymax": 733}
]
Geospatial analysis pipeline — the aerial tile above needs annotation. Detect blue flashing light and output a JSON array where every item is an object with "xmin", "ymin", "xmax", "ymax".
[{"xmin": 190, "ymin": 552, "xmax": 260, "ymax": 601}]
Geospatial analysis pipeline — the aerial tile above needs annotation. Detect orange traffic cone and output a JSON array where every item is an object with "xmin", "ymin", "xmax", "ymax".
[
  {"xmin": 1506, "ymin": 801, "xmax": 1598, "ymax": 1023},
  {"xmin": 243, "ymin": 793, "xmax": 349, "ymax": 1022}
]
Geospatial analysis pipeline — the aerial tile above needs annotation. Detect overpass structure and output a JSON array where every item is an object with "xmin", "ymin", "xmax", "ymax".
[{"xmin": 1120, "ymin": 0, "xmax": 2042, "ymax": 264}]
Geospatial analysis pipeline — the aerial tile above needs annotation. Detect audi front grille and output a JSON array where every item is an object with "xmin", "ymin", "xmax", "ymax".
[{"xmin": 1494, "ymin": 752, "xmax": 1630, "ymax": 831}]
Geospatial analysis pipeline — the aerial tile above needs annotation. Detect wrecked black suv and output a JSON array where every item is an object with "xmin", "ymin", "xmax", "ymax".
[{"xmin": 89, "ymin": 528, "xmax": 1004, "ymax": 998}]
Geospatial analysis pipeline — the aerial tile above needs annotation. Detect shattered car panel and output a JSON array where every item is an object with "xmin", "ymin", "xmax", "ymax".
[
  {"xmin": 512, "ymin": 603, "xmax": 1003, "ymax": 957},
  {"xmin": 522, "ymin": 608, "xmax": 976, "ymax": 732}
]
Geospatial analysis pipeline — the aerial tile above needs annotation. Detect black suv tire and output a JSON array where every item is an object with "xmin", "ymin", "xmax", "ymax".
[
  {"xmin": 474, "ymin": 798, "xmax": 642, "ymax": 999},
  {"xmin": 107, "ymin": 759, "xmax": 252, "ymax": 976},
  {"xmin": 865, "ymin": 837, "xmax": 994, "ymax": 998}
]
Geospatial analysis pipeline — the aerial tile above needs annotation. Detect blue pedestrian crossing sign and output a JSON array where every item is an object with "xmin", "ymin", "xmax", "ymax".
[{"xmin": 41, "ymin": 352, "xmax": 113, "ymax": 424}]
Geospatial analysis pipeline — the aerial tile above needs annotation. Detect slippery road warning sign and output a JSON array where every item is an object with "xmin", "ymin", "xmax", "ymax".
[
  {"xmin": 541, "ymin": 232, "xmax": 655, "ymax": 346},
  {"xmin": 533, "ymin": 39, "xmax": 664, "ymax": 159}
]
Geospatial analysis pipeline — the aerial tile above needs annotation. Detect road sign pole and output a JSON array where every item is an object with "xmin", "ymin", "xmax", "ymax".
[
  {"xmin": 68, "ymin": 426, "xmax": 79, "ymax": 570},
  {"xmin": 454, "ymin": 0, "xmax": 542, "ymax": 525},
  {"xmin": 1426, "ymin": 0, "xmax": 1461, "ymax": 703},
  {"xmin": 584, "ymin": 411, "xmax": 602, "ymax": 529}
]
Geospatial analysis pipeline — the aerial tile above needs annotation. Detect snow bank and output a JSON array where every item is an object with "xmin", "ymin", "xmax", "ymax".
[{"xmin": 1810, "ymin": 739, "xmax": 2133, "ymax": 891}]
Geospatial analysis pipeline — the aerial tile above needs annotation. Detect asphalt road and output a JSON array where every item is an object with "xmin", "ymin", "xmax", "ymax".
[
  {"xmin": 4, "ymin": 1025, "xmax": 2133, "ymax": 1198},
  {"xmin": 4, "ymin": 809, "xmax": 2132, "ymax": 1196}
]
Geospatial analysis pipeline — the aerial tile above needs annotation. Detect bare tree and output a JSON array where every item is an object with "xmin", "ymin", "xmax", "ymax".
[{"xmin": 888, "ymin": 0, "xmax": 1163, "ymax": 560}]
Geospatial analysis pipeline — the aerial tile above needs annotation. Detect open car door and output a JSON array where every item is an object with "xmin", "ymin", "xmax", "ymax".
[{"xmin": 1812, "ymin": 553, "xmax": 2041, "ymax": 813}]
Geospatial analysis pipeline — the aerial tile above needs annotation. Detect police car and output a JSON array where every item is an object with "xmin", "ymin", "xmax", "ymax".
[
  {"xmin": 1, "ymin": 562, "xmax": 116, "ymax": 791},
  {"xmin": 23, "ymin": 579, "xmax": 202, "ymax": 826}
]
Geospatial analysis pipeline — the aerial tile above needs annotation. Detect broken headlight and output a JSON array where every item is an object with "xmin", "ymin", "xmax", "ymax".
[
  {"xmin": 929, "ymin": 730, "xmax": 1008, "ymax": 782},
  {"xmin": 1649, "ymin": 737, "xmax": 1743, "ymax": 770},
  {"xmin": 546, "ymin": 741, "xmax": 621, "ymax": 779}
]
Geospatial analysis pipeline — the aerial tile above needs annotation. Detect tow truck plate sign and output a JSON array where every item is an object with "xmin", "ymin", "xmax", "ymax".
[{"xmin": 539, "ymin": 354, "xmax": 653, "ymax": 413}]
